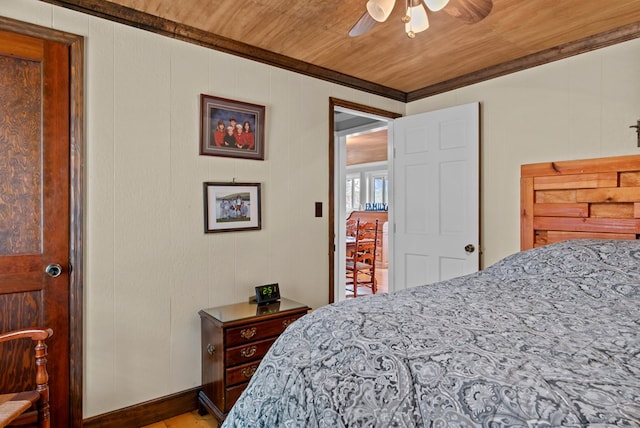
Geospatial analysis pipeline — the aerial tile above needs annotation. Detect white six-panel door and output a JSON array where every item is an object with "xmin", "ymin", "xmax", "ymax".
[{"xmin": 391, "ymin": 102, "xmax": 479, "ymax": 291}]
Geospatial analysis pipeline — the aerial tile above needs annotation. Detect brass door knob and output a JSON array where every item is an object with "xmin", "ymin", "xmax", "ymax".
[
  {"xmin": 45, "ymin": 264, "xmax": 63, "ymax": 277},
  {"xmin": 464, "ymin": 244, "xmax": 475, "ymax": 253}
]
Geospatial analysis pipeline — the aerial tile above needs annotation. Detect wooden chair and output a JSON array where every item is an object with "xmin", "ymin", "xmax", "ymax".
[
  {"xmin": 0, "ymin": 328, "xmax": 53, "ymax": 428},
  {"xmin": 346, "ymin": 219, "xmax": 357, "ymax": 237},
  {"xmin": 346, "ymin": 220, "xmax": 378, "ymax": 297}
]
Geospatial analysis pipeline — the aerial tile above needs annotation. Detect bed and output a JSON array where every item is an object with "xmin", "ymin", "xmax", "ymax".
[{"xmin": 222, "ymin": 155, "xmax": 640, "ymax": 427}]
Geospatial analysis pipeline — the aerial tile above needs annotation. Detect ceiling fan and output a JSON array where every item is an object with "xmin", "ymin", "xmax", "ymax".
[{"xmin": 349, "ymin": 0, "xmax": 493, "ymax": 38}]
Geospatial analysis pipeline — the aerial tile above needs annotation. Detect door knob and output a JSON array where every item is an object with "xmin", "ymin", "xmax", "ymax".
[
  {"xmin": 464, "ymin": 244, "xmax": 475, "ymax": 253},
  {"xmin": 45, "ymin": 264, "xmax": 63, "ymax": 278}
]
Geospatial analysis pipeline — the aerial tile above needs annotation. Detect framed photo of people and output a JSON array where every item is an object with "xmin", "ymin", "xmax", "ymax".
[
  {"xmin": 203, "ymin": 182, "xmax": 262, "ymax": 233},
  {"xmin": 200, "ymin": 94, "xmax": 266, "ymax": 160}
]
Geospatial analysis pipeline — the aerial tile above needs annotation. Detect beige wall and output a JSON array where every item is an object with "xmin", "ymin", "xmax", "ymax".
[
  {"xmin": 1, "ymin": 0, "xmax": 404, "ymax": 418},
  {"xmin": 408, "ymin": 40, "xmax": 640, "ymax": 266},
  {"xmin": 3, "ymin": 0, "xmax": 640, "ymax": 420}
]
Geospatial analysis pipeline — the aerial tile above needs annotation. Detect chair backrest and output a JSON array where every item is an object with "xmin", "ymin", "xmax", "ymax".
[
  {"xmin": 354, "ymin": 220, "xmax": 378, "ymax": 265},
  {"xmin": 346, "ymin": 219, "xmax": 357, "ymax": 237},
  {"xmin": 0, "ymin": 328, "xmax": 53, "ymax": 428}
]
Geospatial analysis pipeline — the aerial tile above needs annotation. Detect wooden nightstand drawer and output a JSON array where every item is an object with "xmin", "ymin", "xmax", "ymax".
[
  {"xmin": 226, "ymin": 337, "xmax": 276, "ymax": 366},
  {"xmin": 226, "ymin": 360, "xmax": 260, "ymax": 386},
  {"xmin": 225, "ymin": 313, "xmax": 305, "ymax": 346},
  {"xmin": 225, "ymin": 382, "xmax": 247, "ymax": 411}
]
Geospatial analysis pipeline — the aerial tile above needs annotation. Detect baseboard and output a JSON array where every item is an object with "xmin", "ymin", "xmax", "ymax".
[{"xmin": 82, "ymin": 387, "xmax": 200, "ymax": 427}]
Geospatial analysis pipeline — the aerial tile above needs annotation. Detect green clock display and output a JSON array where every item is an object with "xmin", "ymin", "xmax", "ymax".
[{"xmin": 254, "ymin": 283, "xmax": 280, "ymax": 305}]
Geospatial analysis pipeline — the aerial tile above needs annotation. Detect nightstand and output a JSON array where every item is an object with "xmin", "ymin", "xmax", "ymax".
[{"xmin": 198, "ymin": 298, "xmax": 310, "ymax": 422}]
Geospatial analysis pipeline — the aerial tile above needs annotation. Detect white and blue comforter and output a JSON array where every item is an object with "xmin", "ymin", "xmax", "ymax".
[{"xmin": 222, "ymin": 240, "xmax": 640, "ymax": 427}]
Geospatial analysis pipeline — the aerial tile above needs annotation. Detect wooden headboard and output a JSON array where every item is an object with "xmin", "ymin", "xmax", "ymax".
[{"xmin": 521, "ymin": 154, "xmax": 640, "ymax": 250}]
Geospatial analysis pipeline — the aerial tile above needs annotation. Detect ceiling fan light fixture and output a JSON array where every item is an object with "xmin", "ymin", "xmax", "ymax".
[
  {"xmin": 366, "ymin": 0, "xmax": 396, "ymax": 22},
  {"xmin": 404, "ymin": 3, "xmax": 429, "ymax": 37},
  {"xmin": 423, "ymin": 0, "xmax": 449, "ymax": 12}
]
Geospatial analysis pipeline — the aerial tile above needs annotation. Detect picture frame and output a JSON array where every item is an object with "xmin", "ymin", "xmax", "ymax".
[
  {"xmin": 200, "ymin": 94, "xmax": 266, "ymax": 160},
  {"xmin": 203, "ymin": 182, "xmax": 262, "ymax": 233}
]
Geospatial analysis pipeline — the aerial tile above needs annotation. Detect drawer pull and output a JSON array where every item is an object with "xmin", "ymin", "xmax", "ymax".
[
  {"xmin": 241, "ymin": 366, "xmax": 257, "ymax": 379},
  {"xmin": 240, "ymin": 346, "xmax": 257, "ymax": 358},
  {"xmin": 207, "ymin": 344, "xmax": 215, "ymax": 355},
  {"xmin": 282, "ymin": 319, "xmax": 294, "ymax": 328},
  {"xmin": 240, "ymin": 327, "xmax": 257, "ymax": 340}
]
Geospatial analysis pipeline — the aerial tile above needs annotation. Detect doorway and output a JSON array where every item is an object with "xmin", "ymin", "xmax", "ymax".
[
  {"xmin": 329, "ymin": 99, "xmax": 481, "ymax": 303},
  {"xmin": 328, "ymin": 98, "xmax": 401, "ymax": 303}
]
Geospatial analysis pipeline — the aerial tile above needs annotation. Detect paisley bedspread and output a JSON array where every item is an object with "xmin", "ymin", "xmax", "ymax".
[{"xmin": 222, "ymin": 240, "xmax": 640, "ymax": 427}]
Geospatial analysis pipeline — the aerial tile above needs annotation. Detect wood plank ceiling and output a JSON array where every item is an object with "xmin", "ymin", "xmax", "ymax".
[
  {"xmin": 41, "ymin": 0, "xmax": 640, "ymax": 102},
  {"xmin": 347, "ymin": 130, "xmax": 388, "ymax": 166}
]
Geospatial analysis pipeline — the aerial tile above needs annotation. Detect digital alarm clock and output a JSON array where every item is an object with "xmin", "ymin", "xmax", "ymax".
[{"xmin": 254, "ymin": 283, "xmax": 280, "ymax": 305}]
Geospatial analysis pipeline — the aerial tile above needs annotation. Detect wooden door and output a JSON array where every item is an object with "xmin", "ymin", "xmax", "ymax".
[
  {"xmin": 0, "ymin": 29, "xmax": 71, "ymax": 427},
  {"xmin": 392, "ymin": 102, "xmax": 480, "ymax": 290}
]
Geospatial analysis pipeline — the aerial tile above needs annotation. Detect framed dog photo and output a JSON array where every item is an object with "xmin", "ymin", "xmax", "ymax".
[
  {"xmin": 200, "ymin": 94, "xmax": 266, "ymax": 160},
  {"xmin": 203, "ymin": 182, "xmax": 262, "ymax": 233}
]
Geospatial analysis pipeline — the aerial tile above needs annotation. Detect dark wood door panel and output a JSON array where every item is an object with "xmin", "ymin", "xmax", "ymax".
[
  {"xmin": 0, "ymin": 54, "xmax": 42, "ymax": 256},
  {"xmin": 0, "ymin": 292, "xmax": 41, "ymax": 331},
  {"xmin": 0, "ymin": 30, "xmax": 70, "ymax": 427}
]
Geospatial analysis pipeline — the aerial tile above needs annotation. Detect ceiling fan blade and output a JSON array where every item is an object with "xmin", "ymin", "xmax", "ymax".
[
  {"xmin": 443, "ymin": 0, "xmax": 493, "ymax": 24},
  {"xmin": 349, "ymin": 11, "xmax": 378, "ymax": 37}
]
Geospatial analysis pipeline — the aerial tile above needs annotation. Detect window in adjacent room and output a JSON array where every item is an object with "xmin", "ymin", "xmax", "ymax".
[
  {"xmin": 346, "ymin": 168, "xmax": 387, "ymax": 213},
  {"xmin": 346, "ymin": 173, "xmax": 361, "ymax": 212}
]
